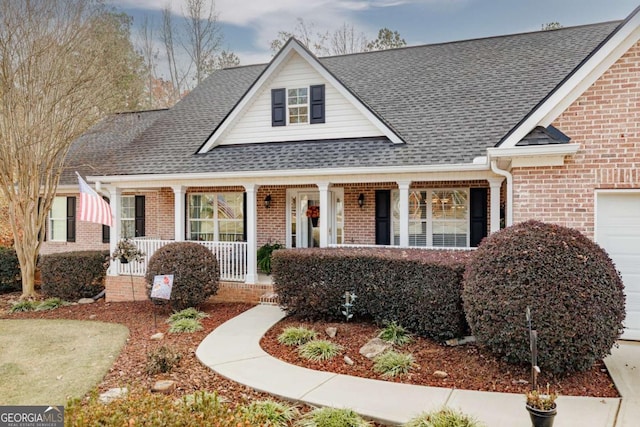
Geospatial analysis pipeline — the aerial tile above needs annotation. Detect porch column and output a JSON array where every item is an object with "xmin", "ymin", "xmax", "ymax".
[
  {"xmin": 172, "ymin": 185, "xmax": 185, "ymax": 241},
  {"xmin": 107, "ymin": 186, "xmax": 121, "ymax": 276},
  {"xmin": 488, "ymin": 178, "xmax": 504, "ymax": 234},
  {"xmin": 243, "ymin": 183, "xmax": 258, "ymax": 284},
  {"xmin": 397, "ymin": 181, "xmax": 411, "ymax": 247},
  {"xmin": 318, "ymin": 182, "xmax": 330, "ymax": 248}
]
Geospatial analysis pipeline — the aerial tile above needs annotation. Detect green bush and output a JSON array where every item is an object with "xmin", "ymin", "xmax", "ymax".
[
  {"xmin": 277, "ymin": 326, "xmax": 318, "ymax": 346},
  {"xmin": 463, "ymin": 220, "xmax": 626, "ymax": 373},
  {"xmin": 146, "ymin": 345, "xmax": 181, "ymax": 375},
  {"xmin": 39, "ymin": 251, "xmax": 108, "ymax": 300},
  {"xmin": 373, "ymin": 351, "xmax": 416, "ymax": 378},
  {"xmin": 241, "ymin": 400, "xmax": 300, "ymax": 427},
  {"xmin": 257, "ymin": 241, "xmax": 285, "ymax": 274},
  {"xmin": 378, "ymin": 321, "xmax": 412, "ymax": 346},
  {"xmin": 167, "ymin": 307, "xmax": 209, "ymax": 324},
  {"xmin": 273, "ymin": 248, "xmax": 471, "ymax": 340},
  {"xmin": 145, "ymin": 242, "xmax": 219, "ymax": 310},
  {"xmin": 298, "ymin": 340, "xmax": 343, "ymax": 362},
  {"xmin": 296, "ymin": 407, "xmax": 371, "ymax": 427},
  {"xmin": 404, "ymin": 408, "xmax": 484, "ymax": 427},
  {"xmin": 35, "ymin": 297, "xmax": 67, "ymax": 311},
  {"xmin": 65, "ymin": 387, "xmax": 243, "ymax": 427},
  {"xmin": 168, "ymin": 318, "xmax": 203, "ymax": 334},
  {"xmin": 0, "ymin": 246, "xmax": 21, "ymax": 292},
  {"xmin": 9, "ymin": 300, "xmax": 38, "ymax": 313}
]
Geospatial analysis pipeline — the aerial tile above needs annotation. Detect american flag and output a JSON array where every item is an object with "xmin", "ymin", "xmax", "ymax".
[{"xmin": 77, "ymin": 172, "xmax": 113, "ymax": 227}]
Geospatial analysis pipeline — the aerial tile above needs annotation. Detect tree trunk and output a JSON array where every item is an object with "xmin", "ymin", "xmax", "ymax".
[{"xmin": 19, "ymin": 254, "xmax": 37, "ymax": 299}]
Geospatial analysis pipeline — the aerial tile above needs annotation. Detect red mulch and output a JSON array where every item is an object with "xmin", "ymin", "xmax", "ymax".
[{"xmin": 260, "ymin": 317, "xmax": 620, "ymax": 398}]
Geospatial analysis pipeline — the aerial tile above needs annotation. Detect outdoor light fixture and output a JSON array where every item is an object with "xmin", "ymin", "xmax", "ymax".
[
  {"xmin": 264, "ymin": 194, "xmax": 272, "ymax": 208},
  {"xmin": 358, "ymin": 193, "xmax": 365, "ymax": 208}
]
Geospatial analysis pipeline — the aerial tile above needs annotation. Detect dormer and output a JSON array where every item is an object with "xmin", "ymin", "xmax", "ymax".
[{"xmin": 198, "ymin": 38, "xmax": 403, "ymax": 153}]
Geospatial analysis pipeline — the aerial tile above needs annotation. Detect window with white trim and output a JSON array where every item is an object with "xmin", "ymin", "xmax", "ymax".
[
  {"xmin": 287, "ymin": 88, "xmax": 308, "ymax": 124},
  {"xmin": 49, "ymin": 196, "xmax": 68, "ymax": 242},
  {"xmin": 120, "ymin": 196, "xmax": 135, "ymax": 239},
  {"xmin": 392, "ymin": 189, "xmax": 469, "ymax": 247},
  {"xmin": 188, "ymin": 193, "xmax": 244, "ymax": 241}
]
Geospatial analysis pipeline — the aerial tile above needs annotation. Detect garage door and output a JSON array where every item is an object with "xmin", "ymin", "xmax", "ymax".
[{"xmin": 596, "ymin": 192, "xmax": 640, "ymax": 341}]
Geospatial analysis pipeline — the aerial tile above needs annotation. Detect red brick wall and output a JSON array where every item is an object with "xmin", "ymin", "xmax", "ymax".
[{"xmin": 512, "ymin": 41, "xmax": 640, "ymax": 239}]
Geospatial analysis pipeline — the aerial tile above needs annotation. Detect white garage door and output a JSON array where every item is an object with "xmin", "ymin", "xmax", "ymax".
[{"xmin": 596, "ymin": 192, "xmax": 640, "ymax": 341}]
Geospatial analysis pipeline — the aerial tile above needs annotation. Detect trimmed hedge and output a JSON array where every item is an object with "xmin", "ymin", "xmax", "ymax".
[
  {"xmin": 272, "ymin": 248, "xmax": 472, "ymax": 340},
  {"xmin": 0, "ymin": 246, "xmax": 21, "ymax": 292},
  {"xmin": 40, "ymin": 251, "xmax": 108, "ymax": 300},
  {"xmin": 463, "ymin": 220, "xmax": 626, "ymax": 373},
  {"xmin": 145, "ymin": 242, "xmax": 219, "ymax": 310}
]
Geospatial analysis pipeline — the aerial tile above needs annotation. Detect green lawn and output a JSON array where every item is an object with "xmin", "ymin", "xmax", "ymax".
[{"xmin": 0, "ymin": 319, "xmax": 128, "ymax": 405}]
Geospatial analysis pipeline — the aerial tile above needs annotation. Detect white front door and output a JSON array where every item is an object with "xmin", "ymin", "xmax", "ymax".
[
  {"xmin": 596, "ymin": 191, "xmax": 640, "ymax": 341},
  {"xmin": 288, "ymin": 189, "xmax": 343, "ymax": 248}
]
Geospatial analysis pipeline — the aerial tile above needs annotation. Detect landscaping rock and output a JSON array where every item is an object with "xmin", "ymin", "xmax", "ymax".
[
  {"xmin": 433, "ymin": 370, "xmax": 448, "ymax": 379},
  {"xmin": 99, "ymin": 387, "xmax": 128, "ymax": 404},
  {"xmin": 88, "ymin": 314, "xmax": 97, "ymax": 320},
  {"xmin": 78, "ymin": 298, "xmax": 94, "ymax": 304},
  {"xmin": 152, "ymin": 380, "xmax": 176, "ymax": 393},
  {"xmin": 359, "ymin": 338, "xmax": 392, "ymax": 359},
  {"xmin": 326, "ymin": 327, "xmax": 337, "ymax": 338},
  {"xmin": 344, "ymin": 356, "xmax": 354, "ymax": 366},
  {"xmin": 150, "ymin": 332, "xmax": 164, "ymax": 341},
  {"xmin": 445, "ymin": 336, "xmax": 476, "ymax": 346}
]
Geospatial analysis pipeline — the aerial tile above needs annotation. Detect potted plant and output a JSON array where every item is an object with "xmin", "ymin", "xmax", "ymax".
[
  {"xmin": 111, "ymin": 237, "xmax": 145, "ymax": 264},
  {"xmin": 525, "ymin": 384, "xmax": 558, "ymax": 427},
  {"xmin": 306, "ymin": 205, "xmax": 320, "ymax": 227}
]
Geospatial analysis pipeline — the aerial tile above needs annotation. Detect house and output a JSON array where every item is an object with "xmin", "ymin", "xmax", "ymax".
[{"xmin": 44, "ymin": 6, "xmax": 640, "ymax": 340}]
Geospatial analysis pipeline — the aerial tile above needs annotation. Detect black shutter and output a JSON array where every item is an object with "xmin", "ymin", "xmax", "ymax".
[
  {"xmin": 375, "ymin": 190, "xmax": 391, "ymax": 245},
  {"xmin": 242, "ymin": 192, "xmax": 247, "ymax": 242},
  {"xmin": 102, "ymin": 197, "xmax": 110, "ymax": 243},
  {"xmin": 310, "ymin": 84, "xmax": 325, "ymax": 124},
  {"xmin": 271, "ymin": 88, "xmax": 286, "ymax": 126},
  {"xmin": 66, "ymin": 197, "xmax": 76, "ymax": 242},
  {"xmin": 469, "ymin": 188, "xmax": 488, "ymax": 247},
  {"xmin": 134, "ymin": 195, "xmax": 145, "ymax": 237}
]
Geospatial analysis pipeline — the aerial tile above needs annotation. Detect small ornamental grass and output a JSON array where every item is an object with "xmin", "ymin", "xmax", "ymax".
[
  {"xmin": 168, "ymin": 318, "xmax": 203, "ymax": 334},
  {"xmin": 9, "ymin": 300, "xmax": 38, "ymax": 313},
  {"xmin": 373, "ymin": 350, "xmax": 416, "ymax": 378},
  {"xmin": 241, "ymin": 400, "xmax": 300, "ymax": 427},
  {"xmin": 404, "ymin": 407, "xmax": 485, "ymax": 427},
  {"xmin": 295, "ymin": 407, "xmax": 372, "ymax": 427},
  {"xmin": 167, "ymin": 307, "xmax": 209, "ymax": 324},
  {"xmin": 378, "ymin": 321, "xmax": 412, "ymax": 346},
  {"xmin": 298, "ymin": 340, "xmax": 343, "ymax": 362},
  {"xmin": 146, "ymin": 345, "xmax": 181, "ymax": 375},
  {"xmin": 277, "ymin": 326, "xmax": 318, "ymax": 346},
  {"xmin": 35, "ymin": 297, "xmax": 68, "ymax": 311}
]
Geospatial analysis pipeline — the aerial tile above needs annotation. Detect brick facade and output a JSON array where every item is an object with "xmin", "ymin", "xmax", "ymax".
[{"xmin": 512, "ymin": 41, "xmax": 640, "ymax": 239}]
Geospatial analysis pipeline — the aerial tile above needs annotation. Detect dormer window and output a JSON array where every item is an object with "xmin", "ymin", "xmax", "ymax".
[
  {"xmin": 272, "ymin": 84, "xmax": 325, "ymax": 127},
  {"xmin": 288, "ymin": 88, "xmax": 308, "ymax": 124}
]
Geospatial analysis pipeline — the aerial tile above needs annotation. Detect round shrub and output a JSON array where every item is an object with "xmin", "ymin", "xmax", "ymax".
[
  {"xmin": 145, "ymin": 242, "xmax": 219, "ymax": 310},
  {"xmin": 462, "ymin": 220, "xmax": 625, "ymax": 373},
  {"xmin": 40, "ymin": 251, "xmax": 108, "ymax": 300}
]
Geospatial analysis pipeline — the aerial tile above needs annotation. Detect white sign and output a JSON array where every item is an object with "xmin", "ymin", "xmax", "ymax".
[{"xmin": 151, "ymin": 275, "xmax": 173, "ymax": 300}]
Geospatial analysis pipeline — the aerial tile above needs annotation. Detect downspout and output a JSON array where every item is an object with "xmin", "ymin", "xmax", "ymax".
[{"xmin": 490, "ymin": 160, "xmax": 513, "ymax": 227}]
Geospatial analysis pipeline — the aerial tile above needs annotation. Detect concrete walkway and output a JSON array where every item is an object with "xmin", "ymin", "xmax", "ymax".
[{"xmin": 197, "ymin": 305, "xmax": 634, "ymax": 426}]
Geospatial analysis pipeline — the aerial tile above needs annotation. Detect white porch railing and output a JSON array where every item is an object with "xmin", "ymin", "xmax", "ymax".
[{"xmin": 117, "ymin": 239, "xmax": 247, "ymax": 282}]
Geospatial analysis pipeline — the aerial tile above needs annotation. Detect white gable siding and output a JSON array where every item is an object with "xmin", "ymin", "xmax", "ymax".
[{"xmin": 219, "ymin": 53, "xmax": 383, "ymax": 145}]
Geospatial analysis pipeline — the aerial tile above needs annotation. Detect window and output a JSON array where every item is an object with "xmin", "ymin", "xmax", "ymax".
[
  {"xmin": 121, "ymin": 196, "xmax": 135, "ymax": 239},
  {"xmin": 392, "ymin": 189, "xmax": 469, "ymax": 247},
  {"xmin": 287, "ymin": 88, "xmax": 308, "ymax": 124},
  {"xmin": 271, "ymin": 85, "xmax": 325, "ymax": 126},
  {"xmin": 49, "ymin": 196, "xmax": 75, "ymax": 242},
  {"xmin": 188, "ymin": 193, "xmax": 244, "ymax": 241}
]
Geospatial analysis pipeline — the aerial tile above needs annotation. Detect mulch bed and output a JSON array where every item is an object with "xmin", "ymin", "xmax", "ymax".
[{"xmin": 260, "ymin": 317, "xmax": 620, "ymax": 398}]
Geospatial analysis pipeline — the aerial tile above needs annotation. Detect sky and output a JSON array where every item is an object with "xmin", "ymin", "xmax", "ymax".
[{"xmin": 108, "ymin": 0, "xmax": 640, "ymax": 77}]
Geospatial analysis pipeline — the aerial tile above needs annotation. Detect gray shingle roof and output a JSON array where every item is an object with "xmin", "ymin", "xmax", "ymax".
[{"xmin": 65, "ymin": 21, "xmax": 621, "ymax": 181}]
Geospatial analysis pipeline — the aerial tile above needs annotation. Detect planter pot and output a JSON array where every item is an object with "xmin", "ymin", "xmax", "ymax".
[
  {"xmin": 311, "ymin": 217, "xmax": 319, "ymax": 227},
  {"xmin": 526, "ymin": 405, "xmax": 557, "ymax": 427},
  {"xmin": 119, "ymin": 256, "xmax": 129, "ymax": 264}
]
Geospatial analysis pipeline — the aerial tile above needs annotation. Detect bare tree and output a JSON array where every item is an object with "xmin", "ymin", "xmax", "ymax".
[
  {"xmin": 270, "ymin": 18, "xmax": 329, "ymax": 56},
  {"xmin": 161, "ymin": 4, "xmax": 187, "ymax": 103},
  {"xmin": 138, "ymin": 16, "xmax": 160, "ymax": 108},
  {"xmin": 182, "ymin": 0, "xmax": 223, "ymax": 85},
  {"xmin": 0, "ymin": 0, "xmax": 145, "ymax": 298},
  {"xmin": 330, "ymin": 23, "xmax": 368, "ymax": 55}
]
